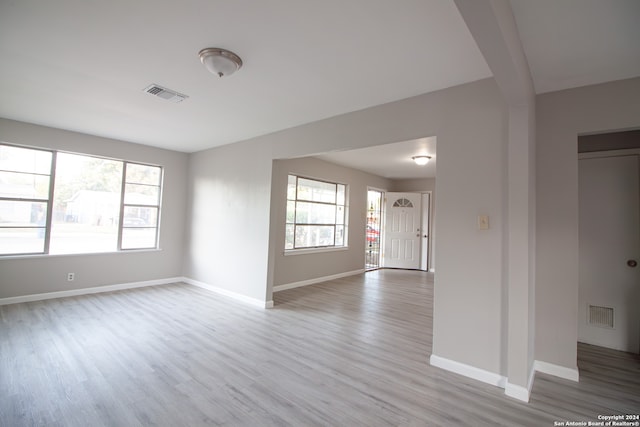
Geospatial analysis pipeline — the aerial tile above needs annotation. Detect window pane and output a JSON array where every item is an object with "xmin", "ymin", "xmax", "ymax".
[
  {"xmin": 336, "ymin": 184, "xmax": 346, "ymax": 206},
  {"xmin": 286, "ymin": 201, "xmax": 295, "ymax": 223},
  {"xmin": 335, "ymin": 225, "xmax": 344, "ymax": 246},
  {"xmin": 49, "ymin": 222, "xmax": 117, "ymax": 254},
  {"xmin": 50, "ymin": 153, "xmax": 122, "ymax": 255},
  {"xmin": 0, "ymin": 145, "xmax": 51, "ymax": 174},
  {"xmin": 295, "ymin": 225, "xmax": 334, "ymax": 248},
  {"xmin": 285, "ymin": 175, "xmax": 348, "ymax": 250},
  {"xmin": 336, "ymin": 205, "xmax": 345, "ymax": 225},
  {"xmin": 126, "ymin": 163, "xmax": 161, "ymax": 186},
  {"xmin": 121, "ymin": 227, "xmax": 157, "ymax": 249},
  {"xmin": 285, "ymin": 224, "xmax": 294, "ymax": 249},
  {"xmin": 0, "ymin": 201, "xmax": 47, "ymax": 227},
  {"xmin": 297, "ymin": 178, "xmax": 335, "ymax": 203},
  {"xmin": 124, "ymin": 184, "xmax": 159, "ymax": 205},
  {"xmin": 0, "ymin": 171, "xmax": 50, "ymax": 200},
  {"xmin": 123, "ymin": 206, "xmax": 158, "ymax": 227},
  {"xmin": 0, "ymin": 228, "xmax": 45, "ymax": 254},
  {"xmin": 287, "ymin": 175, "xmax": 297, "ymax": 200},
  {"xmin": 295, "ymin": 201, "xmax": 335, "ymax": 224}
]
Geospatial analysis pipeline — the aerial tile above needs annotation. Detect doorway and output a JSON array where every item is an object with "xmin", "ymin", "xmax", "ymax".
[
  {"xmin": 366, "ymin": 189, "xmax": 383, "ymax": 270},
  {"xmin": 578, "ymin": 150, "xmax": 640, "ymax": 353},
  {"xmin": 383, "ymin": 192, "xmax": 423, "ymax": 270}
]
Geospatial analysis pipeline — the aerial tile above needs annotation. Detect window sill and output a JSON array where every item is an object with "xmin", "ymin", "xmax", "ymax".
[
  {"xmin": 283, "ymin": 246, "xmax": 349, "ymax": 256},
  {"xmin": 0, "ymin": 248, "xmax": 163, "ymax": 261}
]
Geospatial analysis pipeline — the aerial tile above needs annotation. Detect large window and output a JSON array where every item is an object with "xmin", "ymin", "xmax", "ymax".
[
  {"xmin": 0, "ymin": 143, "xmax": 162, "ymax": 256},
  {"xmin": 285, "ymin": 175, "xmax": 347, "ymax": 250}
]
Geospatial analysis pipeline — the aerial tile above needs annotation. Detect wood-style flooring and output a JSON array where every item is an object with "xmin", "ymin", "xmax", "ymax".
[{"xmin": 1, "ymin": 269, "xmax": 638, "ymax": 426}]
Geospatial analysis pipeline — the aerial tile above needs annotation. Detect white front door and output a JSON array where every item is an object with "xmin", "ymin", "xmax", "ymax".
[
  {"xmin": 383, "ymin": 192, "xmax": 421, "ymax": 269},
  {"xmin": 579, "ymin": 154, "xmax": 640, "ymax": 353}
]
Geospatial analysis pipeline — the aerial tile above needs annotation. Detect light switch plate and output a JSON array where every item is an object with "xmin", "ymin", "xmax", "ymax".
[{"xmin": 478, "ymin": 215, "xmax": 489, "ymax": 230}]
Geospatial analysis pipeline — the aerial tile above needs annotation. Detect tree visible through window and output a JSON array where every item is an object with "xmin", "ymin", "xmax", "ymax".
[
  {"xmin": 0, "ymin": 143, "xmax": 162, "ymax": 256},
  {"xmin": 285, "ymin": 175, "xmax": 347, "ymax": 250}
]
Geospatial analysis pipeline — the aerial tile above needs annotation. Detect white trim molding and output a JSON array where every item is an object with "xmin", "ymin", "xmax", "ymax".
[
  {"xmin": 429, "ymin": 354, "xmax": 507, "ymax": 388},
  {"xmin": 505, "ymin": 383, "xmax": 529, "ymax": 402},
  {"xmin": 183, "ymin": 277, "xmax": 272, "ymax": 309},
  {"xmin": 430, "ymin": 354, "xmax": 537, "ymax": 402},
  {"xmin": 283, "ymin": 246, "xmax": 349, "ymax": 256},
  {"xmin": 534, "ymin": 360, "xmax": 580, "ymax": 382},
  {"xmin": 0, "ymin": 277, "xmax": 182, "ymax": 306},
  {"xmin": 273, "ymin": 269, "xmax": 365, "ymax": 292},
  {"xmin": 505, "ymin": 365, "xmax": 536, "ymax": 402}
]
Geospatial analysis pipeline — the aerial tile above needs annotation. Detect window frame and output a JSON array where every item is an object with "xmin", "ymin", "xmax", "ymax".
[
  {"xmin": 0, "ymin": 142, "xmax": 163, "ymax": 257},
  {"xmin": 0, "ymin": 144, "xmax": 55, "ymax": 256},
  {"xmin": 119, "ymin": 161, "xmax": 163, "ymax": 251},
  {"xmin": 285, "ymin": 174, "xmax": 348, "ymax": 252}
]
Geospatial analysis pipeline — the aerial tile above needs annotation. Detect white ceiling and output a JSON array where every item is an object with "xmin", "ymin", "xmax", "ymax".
[
  {"xmin": 0, "ymin": 1, "xmax": 638, "ymax": 180},
  {"xmin": 316, "ymin": 137, "xmax": 437, "ymax": 180},
  {"xmin": 510, "ymin": 0, "xmax": 640, "ymax": 94},
  {"xmin": 315, "ymin": 0, "xmax": 640, "ymax": 179},
  {"xmin": 0, "ymin": 0, "xmax": 490, "ymax": 153}
]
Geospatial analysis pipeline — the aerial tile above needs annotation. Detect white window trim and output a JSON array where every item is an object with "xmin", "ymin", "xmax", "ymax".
[
  {"xmin": 285, "ymin": 174, "xmax": 348, "ymax": 251},
  {"xmin": 0, "ymin": 142, "xmax": 163, "ymax": 257},
  {"xmin": 283, "ymin": 246, "xmax": 349, "ymax": 256}
]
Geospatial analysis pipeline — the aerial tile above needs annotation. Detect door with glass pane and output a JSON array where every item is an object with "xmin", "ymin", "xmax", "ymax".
[
  {"xmin": 383, "ymin": 192, "xmax": 421, "ymax": 269},
  {"xmin": 366, "ymin": 189, "xmax": 383, "ymax": 269}
]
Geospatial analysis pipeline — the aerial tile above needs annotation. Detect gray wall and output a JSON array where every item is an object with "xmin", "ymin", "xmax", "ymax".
[
  {"xmin": 270, "ymin": 157, "xmax": 391, "ymax": 287},
  {"xmin": 0, "ymin": 118, "xmax": 188, "ymax": 298},
  {"xmin": 432, "ymin": 85, "xmax": 507, "ymax": 375},
  {"xmin": 5, "ymin": 75, "xmax": 639, "ymax": 391},
  {"xmin": 185, "ymin": 78, "xmax": 510, "ymax": 377},
  {"xmin": 2, "ymin": 77, "xmax": 515, "ymax": 384},
  {"xmin": 536, "ymin": 77, "xmax": 640, "ymax": 370},
  {"xmin": 182, "ymin": 138, "xmax": 274, "ymax": 302}
]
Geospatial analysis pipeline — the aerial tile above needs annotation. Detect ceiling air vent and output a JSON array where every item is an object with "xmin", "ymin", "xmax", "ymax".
[{"xmin": 142, "ymin": 84, "xmax": 188, "ymax": 103}]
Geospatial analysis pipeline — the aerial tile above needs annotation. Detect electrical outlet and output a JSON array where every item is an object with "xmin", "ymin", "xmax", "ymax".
[{"xmin": 67, "ymin": 272, "xmax": 75, "ymax": 281}]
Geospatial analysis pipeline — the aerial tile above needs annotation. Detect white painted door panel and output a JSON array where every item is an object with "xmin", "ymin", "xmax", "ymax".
[
  {"xmin": 579, "ymin": 155, "xmax": 640, "ymax": 353},
  {"xmin": 384, "ymin": 192, "xmax": 421, "ymax": 269}
]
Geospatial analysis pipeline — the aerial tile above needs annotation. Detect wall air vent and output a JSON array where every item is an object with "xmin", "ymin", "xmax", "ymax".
[
  {"xmin": 588, "ymin": 304, "xmax": 614, "ymax": 329},
  {"xmin": 142, "ymin": 84, "xmax": 188, "ymax": 103}
]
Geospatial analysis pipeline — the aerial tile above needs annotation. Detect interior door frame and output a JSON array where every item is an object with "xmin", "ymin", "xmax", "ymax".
[
  {"xmin": 365, "ymin": 187, "xmax": 385, "ymax": 270},
  {"xmin": 420, "ymin": 191, "xmax": 433, "ymax": 272},
  {"xmin": 577, "ymin": 147, "xmax": 640, "ymax": 353}
]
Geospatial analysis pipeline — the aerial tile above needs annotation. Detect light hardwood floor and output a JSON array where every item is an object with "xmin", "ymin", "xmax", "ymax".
[{"xmin": 1, "ymin": 269, "xmax": 638, "ymax": 426}]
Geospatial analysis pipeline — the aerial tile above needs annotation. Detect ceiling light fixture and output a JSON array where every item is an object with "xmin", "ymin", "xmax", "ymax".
[
  {"xmin": 412, "ymin": 155, "xmax": 432, "ymax": 166},
  {"xmin": 198, "ymin": 48, "xmax": 243, "ymax": 78}
]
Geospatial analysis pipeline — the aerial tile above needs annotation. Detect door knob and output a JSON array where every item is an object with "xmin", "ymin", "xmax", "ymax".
[{"xmin": 627, "ymin": 259, "xmax": 638, "ymax": 268}]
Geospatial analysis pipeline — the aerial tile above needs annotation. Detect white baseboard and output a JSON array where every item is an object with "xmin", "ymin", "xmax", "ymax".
[
  {"xmin": 505, "ymin": 382, "xmax": 529, "ymax": 402},
  {"xmin": 505, "ymin": 364, "xmax": 535, "ymax": 402},
  {"xmin": 430, "ymin": 354, "xmax": 537, "ymax": 402},
  {"xmin": 273, "ymin": 269, "xmax": 365, "ymax": 292},
  {"xmin": 534, "ymin": 360, "xmax": 579, "ymax": 382},
  {"xmin": 429, "ymin": 354, "xmax": 507, "ymax": 388},
  {"xmin": 182, "ymin": 277, "xmax": 271, "ymax": 309},
  {"xmin": 0, "ymin": 275, "xmax": 273, "ymax": 309},
  {"xmin": 0, "ymin": 277, "xmax": 182, "ymax": 306}
]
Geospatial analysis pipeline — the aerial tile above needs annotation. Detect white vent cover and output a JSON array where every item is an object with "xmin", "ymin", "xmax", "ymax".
[
  {"xmin": 588, "ymin": 304, "xmax": 614, "ymax": 328},
  {"xmin": 143, "ymin": 84, "xmax": 188, "ymax": 103}
]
